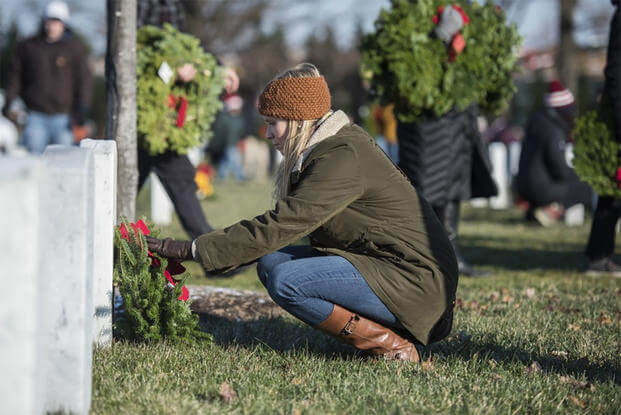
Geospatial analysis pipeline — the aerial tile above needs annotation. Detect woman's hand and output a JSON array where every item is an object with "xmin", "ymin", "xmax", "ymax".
[{"xmin": 145, "ymin": 236, "xmax": 193, "ymax": 261}]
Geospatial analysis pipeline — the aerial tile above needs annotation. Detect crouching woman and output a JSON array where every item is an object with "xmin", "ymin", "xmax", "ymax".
[{"xmin": 147, "ymin": 63, "xmax": 458, "ymax": 362}]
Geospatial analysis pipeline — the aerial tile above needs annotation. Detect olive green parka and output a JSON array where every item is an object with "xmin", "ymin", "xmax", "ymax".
[{"xmin": 195, "ymin": 110, "xmax": 458, "ymax": 344}]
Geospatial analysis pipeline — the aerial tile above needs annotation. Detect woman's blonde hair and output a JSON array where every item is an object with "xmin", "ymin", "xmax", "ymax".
[{"xmin": 271, "ymin": 63, "xmax": 331, "ymax": 200}]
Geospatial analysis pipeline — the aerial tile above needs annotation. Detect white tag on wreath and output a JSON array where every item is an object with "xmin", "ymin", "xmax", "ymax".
[{"xmin": 158, "ymin": 61, "xmax": 174, "ymax": 84}]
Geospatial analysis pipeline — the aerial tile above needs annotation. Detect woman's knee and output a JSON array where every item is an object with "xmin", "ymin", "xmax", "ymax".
[
  {"xmin": 256, "ymin": 253, "xmax": 278, "ymax": 285},
  {"xmin": 256, "ymin": 258, "xmax": 269, "ymax": 286},
  {"xmin": 264, "ymin": 264, "xmax": 298, "ymax": 306},
  {"xmin": 257, "ymin": 251, "xmax": 292, "ymax": 284}
]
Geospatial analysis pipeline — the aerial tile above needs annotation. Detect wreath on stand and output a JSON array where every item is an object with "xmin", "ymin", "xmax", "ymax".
[
  {"xmin": 360, "ymin": 0, "xmax": 521, "ymax": 122},
  {"xmin": 137, "ymin": 24, "xmax": 224, "ymax": 155}
]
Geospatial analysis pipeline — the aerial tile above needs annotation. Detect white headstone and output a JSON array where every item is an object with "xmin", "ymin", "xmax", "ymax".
[
  {"xmin": 489, "ymin": 142, "xmax": 510, "ymax": 209},
  {"xmin": 508, "ymin": 141, "xmax": 521, "ymax": 178},
  {"xmin": 0, "ymin": 157, "xmax": 44, "ymax": 415},
  {"xmin": 242, "ymin": 137, "xmax": 271, "ymax": 181},
  {"xmin": 41, "ymin": 145, "xmax": 94, "ymax": 415},
  {"xmin": 564, "ymin": 203, "xmax": 585, "ymax": 226},
  {"xmin": 150, "ymin": 173, "xmax": 173, "ymax": 225},
  {"xmin": 80, "ymin": 139, "xmax": 117, "ymax": 346}
]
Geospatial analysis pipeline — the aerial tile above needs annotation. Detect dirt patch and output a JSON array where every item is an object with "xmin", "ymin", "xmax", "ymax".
[{"xmin": 188, "ymin": 285, "xmax": 283, "ymax": 321}]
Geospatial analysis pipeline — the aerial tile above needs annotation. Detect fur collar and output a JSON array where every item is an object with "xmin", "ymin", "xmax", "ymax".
[{"xmin": 292, "ymin": 110, "xmax": 350, "ymax": 173}]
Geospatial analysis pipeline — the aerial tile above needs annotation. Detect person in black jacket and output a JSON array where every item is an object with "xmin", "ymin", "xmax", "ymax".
[
  {"xmin": 516, "ymin": 80, "xmax": 593, "ymax": 226},
  {"xmin": 2, "ymin": 1, "xmax": 91, "ymax": 154},
  {"xmin": 398, "ymin": 105, "xmax": 497, "ymax": 277},
  {"xmin": 584, "ymin": 0, "xmax": 621, "ymax": 276}
]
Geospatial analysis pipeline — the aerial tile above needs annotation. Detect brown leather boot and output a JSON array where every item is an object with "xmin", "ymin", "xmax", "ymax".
[{"xmin": 317, "ymin": 304, "xmax": 420, "ymax": 362}]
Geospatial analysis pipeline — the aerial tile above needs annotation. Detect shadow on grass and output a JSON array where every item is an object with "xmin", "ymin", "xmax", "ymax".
[
  {"xmin": 431, "ymin": 338, "xmax": 621, "ymax": 385},
  {"xmin": 196, "ymin": 312, "xmax": 356, "ymax": 360},
  {"xmin": 459, "ymin": 234, "xmax": 589, "ymax": 272},
  {"xmin": 199, "ymin": 313, "xmax": 621, "ymax": 385},
  {"xmin": 196, "ymin": 312, "xmax": 620, "ymax": 384}
]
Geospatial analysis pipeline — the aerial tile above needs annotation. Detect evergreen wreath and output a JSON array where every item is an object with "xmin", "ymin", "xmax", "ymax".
[
  {"xmin": 360, "ymin": 0, "xmax": 521, "ymax": 122},
  {"xmin": 572, "ymin": 110, "xmax": 621, "ymax": 197},
  {"xmin": 137, "ymin": 24, "xmax": 224, "ymax": 155},
  {"xmin": 113, "ymin": 218, "xmax": 212, "ymax": 343}
]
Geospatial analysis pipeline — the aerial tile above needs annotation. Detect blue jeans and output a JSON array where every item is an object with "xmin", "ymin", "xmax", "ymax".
[
  {"xmin": 257, "ymin": 246, "xmax": 405, "ymax": 330},
  {"xmin": 22, "ymin": 111, "xmax": 74, "ymax": 154}
]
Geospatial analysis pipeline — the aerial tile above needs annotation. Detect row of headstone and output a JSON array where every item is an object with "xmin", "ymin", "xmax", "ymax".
[
  {"xmin": 152, "ymin": 141, "xmax": 519, "ymax": 222},
  {"xmin": 0, "ymin": 139, "xmax": 116, "ymax": 415}
]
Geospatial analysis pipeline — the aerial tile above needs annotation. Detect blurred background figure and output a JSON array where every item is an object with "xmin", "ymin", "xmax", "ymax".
[
  {"xmin": 398, "ymin": 105, "xmax": 497, "ymax": 278},
  {"xmin": 372, "ymin": 103, "xmax": 398, "ymax": 163},
  {"xmin": 1, "ymin": 0, "xmax": 91, "ymax": 154},
  {"xmin": 516, "ymin": 80, "xmax": 594, "ymax": 226},
  {"xmin": 136, "ymin": 0, "xmax": 240, "ymax": 240},
  {"xmin": 207, "ymin": 93, "xmax": 246, "ymax": 181},
  {"xmin": 584, "ymin": 0, "xmax": 621, "ymax": 276}
]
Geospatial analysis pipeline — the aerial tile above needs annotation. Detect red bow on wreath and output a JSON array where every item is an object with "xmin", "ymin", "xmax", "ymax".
[
  {"xmin": 167, "ymin": 94, "xmax": 189, "ymax": 128},
  {"xmin": 119, "ymin": 219, "xmax": 189, "ymax": 301},
  {"xmin": 432, "ymin": 4, "xmax": 470, "ymax": 62}
]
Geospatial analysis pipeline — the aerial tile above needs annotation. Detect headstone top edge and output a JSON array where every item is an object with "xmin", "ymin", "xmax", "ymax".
[
  {"xmin": 80, "ymin": 139, "xmax": 117, "ymax": 152},
  {"xmin": 43, "ymin": 145, "xmax": 94, "ymax": 170}
]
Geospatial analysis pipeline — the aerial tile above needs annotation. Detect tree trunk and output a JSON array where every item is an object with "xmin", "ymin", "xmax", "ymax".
[
  {"xmin": 558, "ymin": 0, "xmax": 577, "ymax": 94},
  {"xmin": 106, "ymin": 0, "xmax": 137, "ymax": 222}
]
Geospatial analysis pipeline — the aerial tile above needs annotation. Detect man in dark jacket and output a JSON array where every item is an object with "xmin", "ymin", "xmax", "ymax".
[
  {"xmin": 2, "ymin": 1, "xmax": 91, "ymax": 154},
  {"xmin": 516, "ymin": 80, "xmax": 593, "ymax": 225},
  {"xmin": 584, "ymin": 0, "xmax": 621, "ymax": 276},
  {"xmin": 398, "ymin": 105, "xmax": 497, "ymax": 277}
]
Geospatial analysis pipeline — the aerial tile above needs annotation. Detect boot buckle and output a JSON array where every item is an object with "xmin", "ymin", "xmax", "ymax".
[{"xmin": 341, "ymin": 314, "xmax": 360, "ymax": 335}]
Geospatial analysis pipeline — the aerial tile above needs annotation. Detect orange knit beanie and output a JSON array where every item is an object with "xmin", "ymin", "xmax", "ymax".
[{"xmin": 258, "ymin": 76, "xmax": 331, "ymax": 120}]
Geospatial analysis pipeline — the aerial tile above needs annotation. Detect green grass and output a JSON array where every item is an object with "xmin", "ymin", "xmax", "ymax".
[{"xmin": 94, "ymin": 179, "xmax": 621, "ymax": 414}]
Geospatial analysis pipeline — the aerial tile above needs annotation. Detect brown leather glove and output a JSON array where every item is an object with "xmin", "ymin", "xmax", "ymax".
[{"xmin": 145, "ymin": 236, "xmax": 193, "ymax": 261}]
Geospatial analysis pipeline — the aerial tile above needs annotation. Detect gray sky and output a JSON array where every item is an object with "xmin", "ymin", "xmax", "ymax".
[{"xmin": 0, "ymin": 0, "xmax": 615, "ymax": 56}]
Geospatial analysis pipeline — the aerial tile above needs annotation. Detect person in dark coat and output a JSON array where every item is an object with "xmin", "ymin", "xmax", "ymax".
[
  {"xmin": 136, "ymin": 0, "xmax": 239, "ymax": 239},
  {"xmin": 398, "ymin": 105, "xmax": 497, "ymax": 277},
  {"xmin": 146, "ymin": 63, "xmax": 459, "ymax": 362},
  {"xmin": 516, "ymin": 80, "xmax": 593, "ymax": 225},
  {"xmin": 2, "ymin": 1, "xmax": 91, "ymax": 154},
  {"xmin": 207, "ymin": 94, "xmax": 246, "ymax": 181},
  {"xmin": 584, "ymin": 0, "xmax": 621, "ymax": 276}
]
